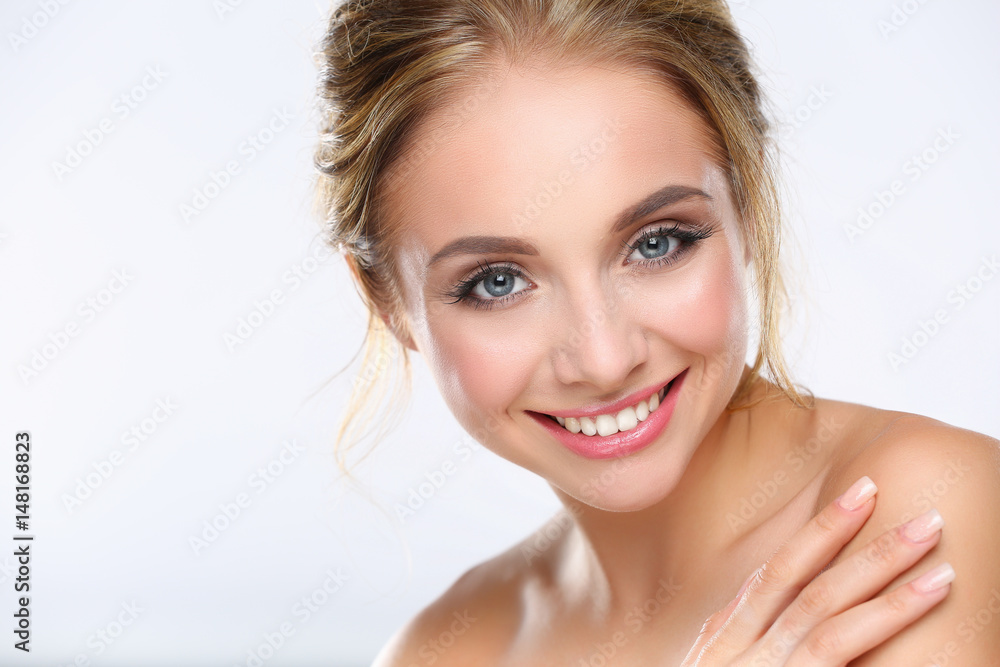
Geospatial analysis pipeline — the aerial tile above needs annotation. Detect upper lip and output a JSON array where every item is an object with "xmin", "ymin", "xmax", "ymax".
[{"xmin": 536, "ymin": 370, "xmax": 683, "ymax": 419}]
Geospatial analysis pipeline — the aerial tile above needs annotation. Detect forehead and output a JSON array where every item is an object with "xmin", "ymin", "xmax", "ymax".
[{"xmin": 383, "ymin": 60, "xmax": 728, "ymax": 264}]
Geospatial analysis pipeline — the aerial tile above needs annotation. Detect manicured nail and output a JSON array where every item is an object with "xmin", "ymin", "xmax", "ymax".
[
  {"xmin": 721, "ymin": 570, "xmax": 756, "ymax": 617},
  {"xmin": 837, "ymin": 476, "xmax": 877, "ymax": 511},
  {"xmin": 735, "ymin": 570, "xmax": 755, "ymax": 600},
  {"xmin": 911, "ymin": 562, "xmax": 955, "ymax": 593},
  {"xmin": 903, "ymin": 509, "xmax": 944, "ymax": 543}
]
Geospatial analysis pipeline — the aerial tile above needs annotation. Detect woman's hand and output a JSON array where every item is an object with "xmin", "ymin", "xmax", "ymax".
[{"xmin": 680, "ymin": 476, "xmax": 953, "ymax": 666}]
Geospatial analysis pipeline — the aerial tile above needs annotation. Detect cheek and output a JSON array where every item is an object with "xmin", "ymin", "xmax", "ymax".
[
  {"xmin": 640, "ymin": 244, "xmax": 748, "ymax": 369},
  {"xmin": 422, "ymin": 312, "xmax": 542, "ymax": 442},
  {"xmin": 394, "ymin": 270, "xmax": 531, "ymax": 437}
]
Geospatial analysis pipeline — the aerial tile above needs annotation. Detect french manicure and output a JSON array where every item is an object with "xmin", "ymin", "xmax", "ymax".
[
  {"xmin": 838, "ymin": 476, "xmax": 878, "ymax": 511},
  {"xmin": 911, "ymin": 562, "xmax": 955, "ymax": 594},
  {"xmin": 903, "ymin": 509, "xmax": 944, "ymax": 543}
]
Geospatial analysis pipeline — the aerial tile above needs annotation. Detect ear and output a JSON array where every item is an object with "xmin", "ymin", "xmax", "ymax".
[
  {"xmin": 377, "ymin": 306, "xmax": 419, "ymax": 353},
  {"xmin": 344, "ymin": 254, "xmax": 419, "ymax": 352}
]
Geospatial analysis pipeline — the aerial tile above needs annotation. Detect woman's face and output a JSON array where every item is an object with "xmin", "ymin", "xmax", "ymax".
[{"xmin": 384, "ymin": 60, "xmax": 751, "ymax": 511}]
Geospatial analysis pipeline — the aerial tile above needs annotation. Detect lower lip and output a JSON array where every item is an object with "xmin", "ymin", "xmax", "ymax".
[{"xmin": 528, "ymin": 369, "xmax": 687, "ymax": 460}]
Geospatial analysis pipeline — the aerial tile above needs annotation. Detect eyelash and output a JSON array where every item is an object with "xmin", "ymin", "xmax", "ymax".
[
  {"xmin": 618, "ymin": 223, "xmax": 715, "ymax": 265},
  {"xmin": 445, "ymin": 223, "xmax": 715, "ymax": 310},
  {"xmin": 444, "ymin": 260, "xmax": 525, "ymax": 310}
]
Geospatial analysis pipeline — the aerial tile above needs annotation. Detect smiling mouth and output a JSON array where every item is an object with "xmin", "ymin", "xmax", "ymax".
[{"xmin": 537, "ymin": 379, "xmax": 674, "ymax": 438}]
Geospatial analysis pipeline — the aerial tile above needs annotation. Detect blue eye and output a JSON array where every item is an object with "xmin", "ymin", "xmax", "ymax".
[
  {"xmin": 445, "ymin": 223, "xmax": 714, "ymax": 311},
  {"xmin": 628, "ymin": 233, "xmax": 682, "ymax": 261},
  {"xmin": 470, "ymin": 269, "xmax": 530, "ymax": 299},
  {"xmin": 446, "ymin": 261, "xmax": 532, "ymax": 309},
  {"xmin": 621, "ymin": 224, "xmax": 713, "ymax": 267}
]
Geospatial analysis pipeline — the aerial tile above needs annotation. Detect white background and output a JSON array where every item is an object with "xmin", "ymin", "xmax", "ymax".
[{"xmin": 1, "ymin": 1, "xmax": 997, "ymax": 665}]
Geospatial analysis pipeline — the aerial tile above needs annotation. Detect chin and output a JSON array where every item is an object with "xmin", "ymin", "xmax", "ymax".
[
  {"xmin": 562, "ymin": 482, "xmax": 681, "ymax": 514},
  {"xmin": 548, "ymin": 443, "xmax": 695, "ymax": 513}
]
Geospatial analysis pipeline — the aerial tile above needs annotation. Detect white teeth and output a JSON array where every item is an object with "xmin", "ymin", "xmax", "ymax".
[
  {"xmin": 616, "ymin": 407, "xmax": 638, "ymax": 432},
  {"xmin": 595, "ymin": 414, "xmax": 618, "ymax": 437},
  {"xmin": 550, "ymin": 382, "xmax": 669, "ymax": 437}
]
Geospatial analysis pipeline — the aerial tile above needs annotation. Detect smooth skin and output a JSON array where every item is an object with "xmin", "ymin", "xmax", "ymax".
[{"xmin": 369, "ymin": 57, "xmax": 1000, "ymax": 665}]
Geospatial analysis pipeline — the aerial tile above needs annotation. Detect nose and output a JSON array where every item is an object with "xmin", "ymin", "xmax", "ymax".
[{"xmin": 550, "ymin": 280, "xmax": 649, "ymax": 393}]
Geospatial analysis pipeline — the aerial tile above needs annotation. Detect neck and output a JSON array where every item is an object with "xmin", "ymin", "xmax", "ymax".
[{"xmin": 548, "ymin": 376, "xmax": 795, "ymax": 615}]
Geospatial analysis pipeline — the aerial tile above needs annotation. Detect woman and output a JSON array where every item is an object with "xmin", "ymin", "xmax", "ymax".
[{"xmin": 314, "ymin": 0, "xmax": 1000, "ymax": 663}]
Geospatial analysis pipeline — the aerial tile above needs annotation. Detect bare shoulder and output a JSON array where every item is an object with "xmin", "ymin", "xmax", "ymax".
[
  {"xmin": 370, "ymin": 555, "xmax": 522, "ymax": 666},
  {"xmin": 371, "ymin": 517, "xmax": 567, "ymax": 667},
  {"xmin": 816, "ymin": 403, "xmax": 1000, "ymax": 516},
  {"xmin": 815, "ymin": 400, "xmax": 1000, "ymax": 539},
  {"xmin": 812, "ymin": 401, "xmax": 1000, "ymax": 663}
]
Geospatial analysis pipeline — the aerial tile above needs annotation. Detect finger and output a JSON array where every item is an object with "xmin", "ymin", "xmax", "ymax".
[
  {"xmin": 757, "ymin": 507, "xmax": 944, "ymax": 655},
  {"xmin": 715, "ymin": 476, "xmax": 879, "ymax": 649},
  {"xmin": 785, "ymin": 562, "xmax": 954, "ymax": 666},
  {"xmin": 679, "ymin": 608, "xmax": 733, "ymax": 667},
  {"xmin": 680, "ymin": 572, "xmax": 755, "ymax": 666}
]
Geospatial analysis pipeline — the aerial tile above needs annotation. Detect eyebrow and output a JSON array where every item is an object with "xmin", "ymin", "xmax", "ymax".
[{"xmin": 426, "ymin": 184, "xmax": 713, "ymax": 268}]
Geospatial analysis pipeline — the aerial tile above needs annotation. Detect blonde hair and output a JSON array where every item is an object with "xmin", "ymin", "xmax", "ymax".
[{"xmin": 314, "ymin": 0, "xmax": 813, "ymax": 470}]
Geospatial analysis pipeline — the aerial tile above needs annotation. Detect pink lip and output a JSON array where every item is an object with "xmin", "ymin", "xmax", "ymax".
[
  {"xmin": 527, "ymin": 369, "xmax": 687, "ymax": 460},
  {"xmin": 540, "ymin": 373, "xmax": 680, "ymax": 419}
]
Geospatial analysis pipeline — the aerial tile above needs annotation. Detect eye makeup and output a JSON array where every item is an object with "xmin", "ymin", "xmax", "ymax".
[{"xmin": 442, "ymin": 221, "xmax": 715, "ymax": 310}]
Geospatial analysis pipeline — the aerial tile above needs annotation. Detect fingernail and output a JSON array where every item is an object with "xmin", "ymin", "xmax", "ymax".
[
  {"xmin": 735, "ymin": 570, "xmax": 755, "ymax": 600},
  {"xmin": 903, "ymin": 509, "xmax": 945, "ymax": 543},
  {"xmin": 837, "ymin": 476, "xmax": 877, "ymax": 511},
  {"xmin": 911, "ymin": 562, "xmax": 955, "ymax": 593},
  {"xmin": 723, "ymin": 570, "xmax": 755, "ymax": 616}
]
